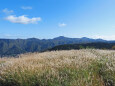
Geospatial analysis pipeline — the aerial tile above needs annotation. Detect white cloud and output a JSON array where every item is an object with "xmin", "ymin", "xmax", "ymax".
[
  {"xmin": 59, "ymin": 23, "xmax": 67, "ymax": 27},
  {"xmin": 3, "ymin": 8, "xmax": 13, "ymax": 14},
  {"xmin": 21, "ymin": 6, "xmax": 32, "ymax": 10},
  {"xmin": 5, "ymin": 15, "xmax": 41, "ymax": 24},
  {"xmin": 93, "ymin": 35, "xmax": 115, "ymax": 40}
]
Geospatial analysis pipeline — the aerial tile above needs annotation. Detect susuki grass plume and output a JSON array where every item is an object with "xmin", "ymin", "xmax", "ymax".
[{"xmin": 0, "ymin": 49, "xmax": 115, "ymax": 86}]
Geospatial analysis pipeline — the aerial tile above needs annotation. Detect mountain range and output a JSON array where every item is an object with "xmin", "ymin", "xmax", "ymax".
[{"xmin": 0, "ymin": 36, "xmax": 115, "ymax": 57}]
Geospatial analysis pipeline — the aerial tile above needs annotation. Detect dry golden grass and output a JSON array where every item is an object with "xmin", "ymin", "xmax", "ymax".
[{"xmin": 0, "ymin": 49, "xmax": 115, "ymax": 86}]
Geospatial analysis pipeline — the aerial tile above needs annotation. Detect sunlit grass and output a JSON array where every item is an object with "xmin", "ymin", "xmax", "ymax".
[{"xmin": 0, "ymin": 49, "xmax": 115, "ymax": 86}]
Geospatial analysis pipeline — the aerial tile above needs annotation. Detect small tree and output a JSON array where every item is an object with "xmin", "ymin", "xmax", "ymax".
[
  {"xmin": 86, "ymin": 46, "xmax": 95, "ymax": 49},
  {"xmin": 112, "ymin": 45, "xmax": 115, "ymax": 50},
  {"xmin": 79, "ymin": 45, "xmax": 84, "ymax": 49}
]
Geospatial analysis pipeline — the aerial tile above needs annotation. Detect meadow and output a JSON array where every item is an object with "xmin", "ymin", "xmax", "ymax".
[{"xmin": 0, "ymin": 49, "xmax": 115, "ymax": 86}]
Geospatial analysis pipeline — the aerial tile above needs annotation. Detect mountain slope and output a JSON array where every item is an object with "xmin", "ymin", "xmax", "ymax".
[
  {"xmin": 48, "ymin": 42, "xmax": 115, "ymax": 51},
  {"xmin": 0, "ymin": 36, "xmax": 113, "ymax": 57}
]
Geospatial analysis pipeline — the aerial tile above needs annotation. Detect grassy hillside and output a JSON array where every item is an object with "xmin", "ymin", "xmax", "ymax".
[{"xmin": 0, "ymin": 49, "xmax": 115, "ymax": 86}]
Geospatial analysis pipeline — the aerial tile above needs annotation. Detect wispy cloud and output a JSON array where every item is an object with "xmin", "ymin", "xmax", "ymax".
[
  {"xmin": 5, "ymin": 15, "xmax": 41, "ymax": 24},
  {"xmin": 21, "ymin": 6, "xmax": 32, "ymax": 10},
  {"xmin": 93, "ymin": 35, "xmax": 115, "ymax": 40},
  {"xmin": 3, "ymin": 8, "xmax": 13, "ymax": 14},
  {"xmin": 58, "ymin": 23, "xmax": 67, "ymax": 27}
]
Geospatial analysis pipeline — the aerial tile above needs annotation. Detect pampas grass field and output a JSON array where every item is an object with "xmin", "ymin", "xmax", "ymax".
[{"xmin": 0, "ymin": 49, "xmax": 115, "ymax": 86}]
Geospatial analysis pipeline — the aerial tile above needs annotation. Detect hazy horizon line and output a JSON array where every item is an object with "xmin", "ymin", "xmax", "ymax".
[{"xmin": 0, "ymin": 36, "xmax": 114, "ymax": 41}]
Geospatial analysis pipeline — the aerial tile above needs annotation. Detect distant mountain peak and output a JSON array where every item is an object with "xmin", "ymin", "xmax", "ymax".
[
  {"xmin": 53, "ymin": 36, "xmax": 67, "ymax": 39},
  {"xmin": 81, "ymin": 37, "xmax": 90, "ymax": 39},
  {"xmin": 27, "ymin": 38, "xmax": 39, "ymax": 40},
  {"xmin": 57, "ymin": 36, "xmax": 66, "ymax": 38}
]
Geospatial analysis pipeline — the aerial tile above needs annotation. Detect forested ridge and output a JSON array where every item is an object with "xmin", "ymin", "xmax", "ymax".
[
  {"xmin": 0, "ymin": 36, "xmax": 114, "ymax": 57},
  {"xmin": 48, "ymin": 42, "xmax": 115, "ymax": 51}
]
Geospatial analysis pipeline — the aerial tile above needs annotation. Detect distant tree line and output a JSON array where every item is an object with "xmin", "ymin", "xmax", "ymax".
[{"xmin": 48, "ymin": 42, "xmax": 115, "ymax": 51}]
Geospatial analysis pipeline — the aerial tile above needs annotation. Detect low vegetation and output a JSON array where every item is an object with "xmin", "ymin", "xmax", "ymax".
[{"xmin": 0, "ymin": 49, "xmax": 115, "ymax": 86}]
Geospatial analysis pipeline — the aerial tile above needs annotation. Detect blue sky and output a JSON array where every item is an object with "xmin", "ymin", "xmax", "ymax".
[{"xmin": 0, "ymin": 0, "xmax": 115, "ymax": 40}]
